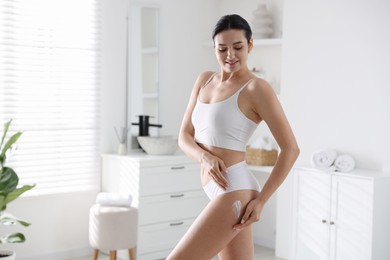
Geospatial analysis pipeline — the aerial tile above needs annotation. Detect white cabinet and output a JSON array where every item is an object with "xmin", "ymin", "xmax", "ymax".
[
  {"xmin": 291, "ymin": 167, "xmax": 390, "ymax": 260},
  {"xmin": 101, "ymin": 153, "xmax": 208, "ymax": 260}
]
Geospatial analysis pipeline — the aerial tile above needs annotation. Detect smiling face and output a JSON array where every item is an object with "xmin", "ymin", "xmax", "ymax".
[{"xmin": 214, "ymin": 29, "xmax": 253, "ymax": 73}]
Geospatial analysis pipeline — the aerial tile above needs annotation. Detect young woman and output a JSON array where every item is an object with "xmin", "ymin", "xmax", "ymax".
[{"xmin": 167, "ymin": 14, "xmax": 299, "ymax": 260}]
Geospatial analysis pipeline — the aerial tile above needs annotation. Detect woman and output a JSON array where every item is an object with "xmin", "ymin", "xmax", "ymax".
[{"xmin": 167, "ymin": 14, "xmax": 299, "ymax": 260}]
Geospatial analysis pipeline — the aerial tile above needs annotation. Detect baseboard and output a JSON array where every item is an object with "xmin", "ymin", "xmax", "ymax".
[
  {"xmin": 253, "ymin": 235, "xmax": 275, "ymax": 249},
  {"xmin": 17, "ymin": 247, "xmax": 91, "ymax": 260}
]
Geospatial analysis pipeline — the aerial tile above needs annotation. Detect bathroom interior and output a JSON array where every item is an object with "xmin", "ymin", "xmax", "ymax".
[{"xmin": 1, "ymin": 0, "xmax": 390, "ymax": 259}]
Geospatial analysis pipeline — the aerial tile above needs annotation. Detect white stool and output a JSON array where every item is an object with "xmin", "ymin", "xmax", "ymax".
[{"xmin": 89, "ymin": 204, "xmax": 138, "ymax": 260}]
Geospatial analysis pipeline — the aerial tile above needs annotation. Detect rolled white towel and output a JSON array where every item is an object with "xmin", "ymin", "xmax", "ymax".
[
  {"xmin": 96, "ymin": 192, "xmax": 133, "ymax": 207},
  {"xmin": 334, "ymin": 154, "xmax": 355, "ymax": 172},
  {"xmin": 311, "ymin": 149, "xmax": 338, "ymax": 168}
]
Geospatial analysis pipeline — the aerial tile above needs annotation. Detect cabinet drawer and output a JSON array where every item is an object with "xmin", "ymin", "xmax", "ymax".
[
  {"xmin": 139, "ymin": 190, "xmax": 208, "ymax": 225},
  {"xmin": 138, "ymin": 218, "xmax": 195, "ymax": 255},
  {"xmin": 139, "ymin": 163, "xmax": 201, "ymax": 196}
]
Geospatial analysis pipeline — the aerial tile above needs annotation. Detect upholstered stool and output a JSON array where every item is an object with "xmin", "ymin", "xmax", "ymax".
[{"xmin": 89, "ymin": 204, "xmax": 138, "ymax": 260}]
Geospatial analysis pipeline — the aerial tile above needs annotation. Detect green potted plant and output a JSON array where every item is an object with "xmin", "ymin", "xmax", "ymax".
[{"xmin": 0, "ymin": 119, "xmax": 35, "ymax": 259}]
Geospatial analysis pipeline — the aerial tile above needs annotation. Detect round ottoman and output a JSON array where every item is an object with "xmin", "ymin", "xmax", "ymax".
[{"xmin": 89, "ymin": 204, "xmax": 138, "ymax": 260}]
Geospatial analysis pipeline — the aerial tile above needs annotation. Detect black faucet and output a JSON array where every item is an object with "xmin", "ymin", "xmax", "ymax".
[{"xmin": 131, "ymin": 115, "xmax": 162, "ymax": 136}]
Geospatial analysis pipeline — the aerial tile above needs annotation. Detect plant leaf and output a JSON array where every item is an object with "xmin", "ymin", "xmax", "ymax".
[
  {"xmin": 0, "ymin": 212, "xmax": 31, "ymax": 227},
  {"xmin": 0, "ymin": 232, "xmax": 26, "ymax": 243},
  {"xmin": 0, "ymin": 195, "xmax": 5, "ymax": 211},
  {"xmin": 0, "ymin": 154, "xmax": 5, "ymax": 168},
  {"xmin": 4, "ymin": 184, "xmax": 35, "ymax": 206},
  {"xmin": 0, "ymin": 119, "xmax": 12, "ymax": 152},
  {"xmin": 0, "ymin": 132, "xmax": 22, "ymax": 158},
  {"xmin": 0, "ymin": 167, "xmax": 19, "ymax": 194}
]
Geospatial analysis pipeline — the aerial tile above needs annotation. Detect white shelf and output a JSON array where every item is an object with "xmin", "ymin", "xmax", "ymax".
[
  {"xmin": 143, "ymin": 93, "xmax": 158, "ymax": 99},
  {"xmin": 142, "ymin": 47, "xmax": 158, "ymax": 54},
  {"xmin": 253, "ymin": 38, "xmax": 282, "ymax": 46}
]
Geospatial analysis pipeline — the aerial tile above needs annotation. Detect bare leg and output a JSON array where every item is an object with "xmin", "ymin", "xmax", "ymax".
[
  {"xmin": 167, "ymin": 190, "xmax": 258, "ymax": 260},
  {"xmin": 109, "ymin": 250, "xmax": 116, "ymax": 260},
  {"xmin": 129, "ymin": 248, "xmax": 135, "ymax": 260},
  {"xmin": 218, "ymin": 226, "xmax": 254, "ymax": 260},
  {"xmin": 92, "ymin": 249, "xmax": 98, "ymax": 260}
]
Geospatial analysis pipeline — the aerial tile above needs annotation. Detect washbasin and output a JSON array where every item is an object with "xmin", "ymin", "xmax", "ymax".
[{"xmin": 137, "ymin": 136, "xmax": 179, "ymax": 155}]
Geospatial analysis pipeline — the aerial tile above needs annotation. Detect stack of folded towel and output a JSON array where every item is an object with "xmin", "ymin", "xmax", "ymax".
[
  {"xmin": 95, "ymin": 192, "xmax": 133, "ymax": 207},
  {"xmin": 311, "ymin": 149, "xmax": 355, "ymax": 172}
]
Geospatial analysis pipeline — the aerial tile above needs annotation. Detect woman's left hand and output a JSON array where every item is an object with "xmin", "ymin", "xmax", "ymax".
[{"xmin": 233, "ymin": 198, "xmax": 264, "ymax": 230}]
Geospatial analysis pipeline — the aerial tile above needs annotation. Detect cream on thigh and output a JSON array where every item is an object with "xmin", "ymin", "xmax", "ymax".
[{"xmin": 167, "ymin": 190, "xmax": 258, "ymax": 260}]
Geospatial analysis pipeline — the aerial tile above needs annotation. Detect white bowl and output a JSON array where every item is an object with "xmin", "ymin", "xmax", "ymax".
[{"xmin": 137, "ymin": 136, "xmax": 179, "ymax": 155}]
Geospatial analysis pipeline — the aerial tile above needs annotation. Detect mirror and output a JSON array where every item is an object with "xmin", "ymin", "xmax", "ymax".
[{"xmin": 127, "ymin": 4, "xmax": 160, "ymax": 149}]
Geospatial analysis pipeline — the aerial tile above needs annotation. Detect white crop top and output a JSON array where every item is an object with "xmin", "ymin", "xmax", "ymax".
[{"xmin": 191, "ymin": 74, "xmax": 258, "ymax": 152}]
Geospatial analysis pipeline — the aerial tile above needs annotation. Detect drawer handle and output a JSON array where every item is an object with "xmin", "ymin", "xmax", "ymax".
[
  {"xmin": 171, "ymin": 166, "xmax": 185, "ymax": 170},
  {"xmin": 170, "ymin": 194, "xmax": 185, "ymax": 198},
  {"xmin": 170, "ymin": 221, "xmax": 184, "ymax": 226}
]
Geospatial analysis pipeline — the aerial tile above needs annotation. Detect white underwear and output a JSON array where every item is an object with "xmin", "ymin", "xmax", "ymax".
[{"xmin": 202, "ymin": 161, "xmax": 261, "ymax": 200}]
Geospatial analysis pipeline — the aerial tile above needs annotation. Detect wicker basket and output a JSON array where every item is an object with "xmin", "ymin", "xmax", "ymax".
[{"xmin": 246, "ymin": 147, "xmax": 278, "ymax": 166}]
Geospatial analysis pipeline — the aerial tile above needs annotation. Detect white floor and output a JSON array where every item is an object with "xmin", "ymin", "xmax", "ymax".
[{"xmin": 70, "ymin": 245, "xmax": 284, "ymax": 260}]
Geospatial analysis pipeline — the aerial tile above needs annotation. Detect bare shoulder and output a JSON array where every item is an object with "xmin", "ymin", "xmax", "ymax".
[
  {"xmin": 245, "ymin": 77, "xmax": 277, "ymax": 100},
  {"xmin": 192, "ymin": 71, "xmax": 215, "ymax": 94},
  {"xmin": 196, "ymin": 71, "xmax": 215, "ymax": 85}
]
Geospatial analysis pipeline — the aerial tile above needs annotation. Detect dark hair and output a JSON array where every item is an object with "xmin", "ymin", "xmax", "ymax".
[{"xmin": 212, "ymin": 14, "xmax": 252, "ymax": 43}]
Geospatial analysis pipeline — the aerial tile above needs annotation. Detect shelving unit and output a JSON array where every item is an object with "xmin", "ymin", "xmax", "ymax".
[
  {"xmin": 128, "ymin": 5, "xmax": 160, "ymax": 144},
  {"xmin": 140, "ymin": 7, "xmax": 159, "ymax": 118}
]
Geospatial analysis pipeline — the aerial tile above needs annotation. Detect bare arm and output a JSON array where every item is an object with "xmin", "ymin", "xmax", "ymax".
[
  {"xmin": 235, "ymin": 79, "xmax": 299, "ymax": 229},
  {"xmin": 178, "ymin": 72, "xmax": 229, "ymax": 189}
]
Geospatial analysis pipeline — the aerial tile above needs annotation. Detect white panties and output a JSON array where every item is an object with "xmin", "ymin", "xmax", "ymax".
[{"xmin": 202, "ymin": 161, "xmax": 261, "ymax": 200}]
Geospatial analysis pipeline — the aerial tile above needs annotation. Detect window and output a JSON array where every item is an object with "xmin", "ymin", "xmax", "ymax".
[{"xmin": 0, "ymin": 0, "xmax": 101, "ymax": 195}]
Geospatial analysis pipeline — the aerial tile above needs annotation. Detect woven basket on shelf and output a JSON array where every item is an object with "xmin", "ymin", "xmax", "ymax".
[{"xmin": 246, "ymin": 147, "xmax": 278, "ymax": 166}]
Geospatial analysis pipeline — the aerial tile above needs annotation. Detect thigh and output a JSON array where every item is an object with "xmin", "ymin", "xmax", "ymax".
[
  {"xmin": 167, "ymin": 190, "xmax": 258, "ymax": 260},
  {"xmin": 218, "ymin": 226, "xmax": 254, "ymax": 260}
]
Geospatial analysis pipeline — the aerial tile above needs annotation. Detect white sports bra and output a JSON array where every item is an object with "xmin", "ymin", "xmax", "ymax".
[{"xmin": 191, "ymin": 73, "xmax": 258, "ymax": 152}]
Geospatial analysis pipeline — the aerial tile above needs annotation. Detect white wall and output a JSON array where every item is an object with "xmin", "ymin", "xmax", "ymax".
[
  {"xmin": 282, "ymin": 0, "xmax": 390, "ymax": 171},
  {"xmin": 276, "ymin": 0, "xmax": 390, "ymax": 258},
  {"xmin": 100, "ymin": 0, "xmax": 128, "ymax": 153}
]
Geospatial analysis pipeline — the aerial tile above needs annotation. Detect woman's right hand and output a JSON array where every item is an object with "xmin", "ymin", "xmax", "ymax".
[{"xmin": 200, "ymin": 152, "xmax": 229, "ymax": 190}]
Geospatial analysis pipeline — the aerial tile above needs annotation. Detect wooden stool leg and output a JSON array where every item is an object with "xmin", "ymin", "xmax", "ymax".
[
  {"xmin": 109, "ymin": 250, "xmax": 116, "ymax": 260},
  {"xmin": 129, "ymin": 248, "xmax": 136, "ymax": 260},
  {"xmin": 92, "ymin": 249, "xmax": 98, "ymax": 260}
]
